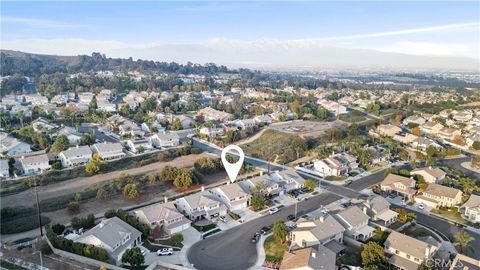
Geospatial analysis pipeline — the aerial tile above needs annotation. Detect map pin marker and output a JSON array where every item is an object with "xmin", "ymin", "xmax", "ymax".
[{"xmin": 221, "ymin": 144, "xmax": 244, "ymax": 183}]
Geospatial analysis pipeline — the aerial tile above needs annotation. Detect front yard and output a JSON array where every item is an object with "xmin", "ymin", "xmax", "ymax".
[
  {"xmin": 193, "ymin": 223, "xmax": 217, "ymax": 232},
  {"xmin": 401, "ymin": 224, "xmax": 441, "ymax": 241},
  {"xmin": 337, "ymin": 245, "xmax": 362, "ymax": 267},
  {"xmin": 263, "ymin": 235, "xmax": 289, "ymax": 263},
  {"xmin": 431, "ymin": 207, "xmax": 473, "ymax": 226}
]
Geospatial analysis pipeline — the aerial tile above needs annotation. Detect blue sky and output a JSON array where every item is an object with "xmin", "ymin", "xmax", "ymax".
[{"xmin": 1, "ymin": 1, "xmax": 479, "ymax": 69}]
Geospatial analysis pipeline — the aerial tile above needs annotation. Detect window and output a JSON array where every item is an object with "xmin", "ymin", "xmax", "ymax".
[{"xmin": 395, "ymin": 249, "xmax": 399, "ymax": 254}]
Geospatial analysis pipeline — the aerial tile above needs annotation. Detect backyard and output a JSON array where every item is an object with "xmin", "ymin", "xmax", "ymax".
[{"xmin": 263, "ymin": 235, "xmax": 289, "ymax": 263}]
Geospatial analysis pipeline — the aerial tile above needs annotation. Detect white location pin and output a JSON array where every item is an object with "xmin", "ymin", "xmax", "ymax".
[{"xmin": 221, "ymin": 144, "xmax": 245, "ymax": 183}]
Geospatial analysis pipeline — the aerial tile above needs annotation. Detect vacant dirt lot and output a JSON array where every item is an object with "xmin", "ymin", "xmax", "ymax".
[
  {"xmin": 1, "ymin": 153, "xmax": 211, "ymax": 208},
  {"xmin": 268, "ymin": 120, "xmax": 349, "ymax": 138}
]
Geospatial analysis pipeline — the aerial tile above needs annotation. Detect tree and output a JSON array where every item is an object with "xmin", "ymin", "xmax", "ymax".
[
  {"xmin": 173, "ymin": 168, "xmax": 194, "ymax": 189},
  {"xmin": 86, "ymin": 154, "xmax": 105, "ymax": 175},
  {"xmin": 51, "ymin": 224, "xmax": 65, "ymax": 235},
  {"xmin": 49, "ymin": 135, "xmax": 69, "ymax": 153},
  {"xmin": 251, "ymin": 193, "xmax": 266, "ymax": 211},
  {"xmin": 273, "ymin": 220, "xmax": 288, "ymax": 244},
  {"xmin": 170, "ymin": 118, "xmax": 183, "ymax": 130},
  {"xmin": 80, "ymin": 134, "xmax": 95, "ymax": 145},
  {"xmin": 160, "ymin": 165, "xmax": 179, "ymax": 182},
  {"xmin": 121, "ymin": 247, "xmax": 144, "ymax": 269},
  {"xmin": 123, "ymin": 183, "xmax": 140, "ymax": 199},
  {"xmin": 361, "ymin": 242, "xmax": 386, "ymax": 269},
  {"xmin": 304, "ymin": 179, "xmax": 316, "ymax": 192},
  {"xmin": 89, "ymin": 97, "xmax": 98, "ymax": 113},
  {"xmin": 68, "ymin": 200, "xmax": 80, "ymax": 213},
  {"xmin": 170, "ymin": 233, "xmax": 184, "ymax": 246},
  {"xmin": 472, "ymin": 141, "xmax": 480, "ymax": 150},
  {"xmin": 453, "ymin": 231, "xmax": 474, "ymax": 254},
  {"xmin": 411, "ymin": 127, "xmax": 421, "ymax": 136},
  {"xmin": 416, "ymin": 176, "xmax": 428, "ymax": 192}
]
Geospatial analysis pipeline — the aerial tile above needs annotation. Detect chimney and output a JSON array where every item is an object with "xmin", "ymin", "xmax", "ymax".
[
  {"xmin": 311, "ymin": 252, "xmax": 316, "ymax": 258},
  {"xmin": 260, "ymin": 171, "xmax": 263, "ymax": 176},
  {"xmin": 201, "ymin": 186, "xmax": 205, "ymax": 192},
  {"xmin": 363, "ymin": 206, "xmax": 367, "ymax": 214},
  {"xmin": 76, "ymin": 145, "xmax": 79, "ymax": 149},
  {"xmin": 164, "ymin": 197, "xmax": 168, "ymax": 203},
  {"xmin": 319, "ymin": 215, "xmax": 325, "ymax": 222}
]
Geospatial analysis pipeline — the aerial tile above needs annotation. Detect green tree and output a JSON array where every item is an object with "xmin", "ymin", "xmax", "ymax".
[
  {"xmin": 170, "ymin": 118, "xmax": 183, "ymax": 130},
  {"xmin": 160, "ymin": 165, "xmax": 179, "ymax": 182},
  {"xmin": 49, "ymin": 135, "xmax": 69, "ymax": 153},
  {"xmin": 173, "ymin": 168, "xmax": 194, "ymax": 189},
  {"xmin": 123, "ymin": 183, "xmax": 140, "ymax": 199},
  {"xmin": 251, "ymin": 193, "xmax": 266, "ymax": 211},
  {"xmin": 273, "ymin": 220, "xmax": 288, "ymax": 244},
  {"xmin": 361, "ymin": 242, "xmax": 386, "ymax": 269},
  {"xmin": 453, "ymin": 231, "xmax": 474, "ymax": 254},
  {"xmin": 80, "ymin": 134, "xmax": 95, "ymax": 145},
  {"xmin": 121, "ymin": 247, "xmax": 144, "ymax": 269},
  {"xmin": 89, "ymin": 97, "xmax": 98, "ymax": 113},
  {"xmin": 170, "ymin": 233, "xmax": 184, "ymax": 246},
  {"xmin": 85, "ymin": 154, "xmax": 105, "ymax": 175},
  {"xmin": 316, "ymin": 107, "xmax": 328, "ymax": 119},
  {"xmin": 472, "ymin": 141, "xmax": 480, "ymax": 150},
  {"xmin": 304, "ymin": 179, "xmax": 316, "ymax": 192}
]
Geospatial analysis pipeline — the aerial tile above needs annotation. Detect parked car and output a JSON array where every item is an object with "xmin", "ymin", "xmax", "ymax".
[
  {"xmin": 157, "ymin": 248, "xmax": 173, "ymax": 256},
  {"xmin": 269, "ymin": 207, "xmax": 279, "ymax": 214},
  {"xmin": 219, "ymin": 216, "xmax": 227, "ymax": 223},
  {"xmin": 251, "ymin": 232, "xmax": 261, "ymax": 243},
  {"xmin": 287, "ymin": 214, "xmax": 295, "ymax": 221},
  {"xmin": 260, "ymin": 226, "xmax": 272, "ymax": 235},
  {"xmin": 418, "ymin": 203, "xmax": 424, "ymax": 210}
]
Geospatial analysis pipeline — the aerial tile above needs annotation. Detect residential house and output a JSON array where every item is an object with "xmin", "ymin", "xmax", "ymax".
[
  {"xmin": 0, "ymin": 133, "xmax": 31, "ymax": 157},
  {"xmin": 150, "ymin": 132, "xmax": 180, "ymax": 148},
  {"xmin": 334, "ymin": 206, "xmax": 374, "ymax": 241},
  {"xmin": 126, "ymin": 138, "xmax": 153, "ymax": 153},
  {"xmin": 198, "ymin": 107, "xmax": 233, "ymax": 122},
  {"xmin": 133, "ymin": 202, "xmax": 191, "ymax": 236},
  {"xmin": 369, "ymin": 145, "xmax": 391, "ymax": 165},
  {"xmin": 379, "ymin": 174, "xmax": 417, "ymax": 201},
  {"xmin": 317, "ymin": 99, "xmax": 348, "ymax": 116},
  {"xmin": 411, "ymin": 167, "xmax": 446, "ymax": 184},
  {"xmin": 402, "ymin": 115, "xmax": 426, "ymax": 126},
  {"xmin": 253, "ymin": 115, "xmax": 273, "ymax": 125},
  {"xmin": 74, "ymin": 217, "xmax": 142, "ymax": 264},
  {"xmin": 289, "ymin": 215, "xmax": 345, "ymax": 248},
  {"xmin": 415, "ymin": 183, "xmax": 463, "ymax": 208},
  {"xmin": 313, "ymin": 153, "xmax": 356, "ymax": 177},
  {"xmin": 376, "ymin": 124, "xmax": 402, "ymax": 137},
  {"xmin": 236, "ymin": 119, "xmax": 257, "ymax": 130},
  {"xmin": 96, "ymin": 100, "xmax": 116, "ymax": 112},
  {"xmin": 362, "ymin": 195, "xmax": 398, "ymax": 226},
  {"xmin": 271, "ymin": 170, "xmax": 306, "ymax": 191},
  {"xmin": 449, "ymin": 254, "xmax": 480, "ymax": 270},
  {"xmin": 453, "ymin": 111, "xmax": 473, "ymax": 122},
  {"xmin": 199, "ymin": 126, "xmax": 224, "ymax": 138},
  {"xmin": 280, "ymin": 246, "xmax": 336, "ymax": 270},
  {"xmin": 393, "ymin": 132, "xmax": 419, "ymax": 144},
  {"xmin": 240, "ymin": 174, "xmax": 283, "ymax": 197},
  {"xmin": 384, "ymin": 231, "xmax": 439, "ymax": 270},
  {"xmin": 411, "ymin": 137, "xmax": 443, "ymax": 151},
  {"xmin": 55, "ymin": 126, "xmax": 83, "ymax": 145},
  {"xmin": 210, "ymin": 183, "xmax": 250, "ymax": 210},
  {"xmin": 18, "ymin": 154, "xmax": 51, "ymax": 175},
  {"xmin": 175, "ymin": 115, "xmax": 194, "ymax": 129},
  {"xmin": 175, "ymin": 190, "xmax": 227, "ymax": 221},
  {"xmin": 438, "ymin": 127, "xmax": 462, "ymax": 141},
  {"xmin": 91, "ymin": 142, "xmax": 125, "ymax": 160},
  {"xmin": 0, "ymin": 159, "xmax": 9, "ymax": 177},
  {"xmin": 420, "ymin": 121, "xmax": 444, "ymax": 135},
  {"xmin": 461, "ymin": 194, "xmax": 480, "ymax": 223},
  {"xmin": 58, "ymin": 145, "xmax": 93, "ymax": 167},
  {"xmin": 32, "ymin": 118, "xmax": 59, "ymax": 133}
]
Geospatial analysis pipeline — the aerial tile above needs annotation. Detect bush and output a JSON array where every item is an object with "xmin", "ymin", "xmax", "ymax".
[
  {"xmin": 71, "ymin": 214, "xmax": 96, "ymax": 230},
  {"xmin": 227, "ymin": 211, "xmax": 240, "ymax": 221},
  {"xmin": 51, "ymin": 224, "xmax": 66, "ymax": 235},
  {"xmin": 170, "ymin": 233, "xmax": 184, "ymax": 246},
  {"xmin": 0, "ymin": 207, "xmax": 50, "ymax": 234}
]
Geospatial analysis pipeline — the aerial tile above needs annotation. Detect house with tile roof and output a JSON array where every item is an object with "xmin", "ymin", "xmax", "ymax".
[
  {"xmin": 415, "ymin": 183, "xmax": 463, "ymax": 208},
  {"xmin": 280, "ymin": 246, "xmax": 336, "ymax": 270},
  {"xmin": 133, "ymin": 202, "xmax": 191, "ymax": 236},
  {"xmin": 210, "ymin": 182, "xmax": 250, "ymax": 211},
  {"xmin": 18, "ymin": 154, "xmax": 51, "ymax": 175},
  {"xmin": 362, "ymin": 195, "xmax": 398, "ymax": 226},
  {"xmin": 334, "ymin": 206, "xmax": 374, "ymax": 241},
  {"xmin": 58, "ymin": 145, "xmax": 92, "ymax": 167},
  {"xmin": 461, "ymin": 194, "xmax": 480, "ymax": 223},
  {"xmin": 289, "ymin": 215, "xmax": 345, "ymax": 249},
  {"xmin": 175, "ymin": 190, "xmax": 227, "ymax": 221},
  {"xmin": 411, "ymin": 167, "xmax": 446, "ymax": 184},
  {"xmin": 380, "ymin": 174, "xmax": 417, "ymax": 201}
]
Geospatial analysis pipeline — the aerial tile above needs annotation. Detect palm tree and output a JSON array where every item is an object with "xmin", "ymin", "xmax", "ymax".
[{"xmin": 453, "ymin": 231, "xmax": 474, "ymax": 254}]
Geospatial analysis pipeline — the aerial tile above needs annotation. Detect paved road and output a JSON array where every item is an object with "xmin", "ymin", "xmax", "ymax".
[
  {"xmin": 439, "ymin": 157, "xmax": 480, "ymax": 181},
  {"xmin": 187, "ymin": 192, "xmax": 341, "ymax": 270}
]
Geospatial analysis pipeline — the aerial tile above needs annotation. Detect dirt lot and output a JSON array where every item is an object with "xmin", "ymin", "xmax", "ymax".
[
  {"xmin": 0, "ymin": 153, "xmax": 212, "ymax": 209},
  {"xmin": 268, "ymin": 120, "xmax": 349, "ymax": 138}
]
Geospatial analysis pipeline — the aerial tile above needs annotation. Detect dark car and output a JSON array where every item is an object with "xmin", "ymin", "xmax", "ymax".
[
  {"xmin": 260, "ymin": 226, "xmax": 272, "ymax": 234},
  {"xmin": 287, "ymin": 214, "xmax": 295, "ymax": 221},
  {"xmin": 251, "ymin": 233, "xmax": 261, "ymax": 243}
]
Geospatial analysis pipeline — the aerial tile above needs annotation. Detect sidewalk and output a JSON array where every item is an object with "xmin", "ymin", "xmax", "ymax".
[{"xmin": 177, "ymin": 227, "xmax": 201, "ymax": 268}]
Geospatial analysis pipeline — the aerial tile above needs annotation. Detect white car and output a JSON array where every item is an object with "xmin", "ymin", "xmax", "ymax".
[
  {"xmin": 269, "ymin": 207, "xmax": 279, "ymax": 214},
  {"xmin": 418, "ymin": 203, "xmax": 424, "ymax": 210},
  {"xmin": 219, "ymin": 216, "xmax": 227, "ymax": 223},
  {"xmin": 157, "ymin": 248, "xmax": 173, "ymax": 256}
]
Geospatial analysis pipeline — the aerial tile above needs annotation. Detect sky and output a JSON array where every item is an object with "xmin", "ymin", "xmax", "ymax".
[{"xmin": 2, "ymin": 1, "xmax": 480, "ymax": 70}]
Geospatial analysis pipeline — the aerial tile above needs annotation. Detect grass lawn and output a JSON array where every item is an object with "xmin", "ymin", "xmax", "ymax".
[
  {"xmin": 263, "ymin": 236, "xmax": 289, "ymax": 263},
  {"xmin": 193, "ymin": 223, "xmax": 217, "ymax": 232},
  {"xmin": 338, "ymin": 246, "xmax": 362, "ymax": 267},
  {"xmin": 145, "ymin": 238, "xmax": 183, "ymax": 250},
  {"xmin": 401, "ymin": 225, "xmax": 440, "ymax": 241},
  {"xmin": 431, "ymin": 208, "xmax": 473, "ymax": 226}
]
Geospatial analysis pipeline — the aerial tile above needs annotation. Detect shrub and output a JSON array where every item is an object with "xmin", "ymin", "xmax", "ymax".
[{"xmin": 170, "ymin": 233, "xmax": 184, "ymax": 246}]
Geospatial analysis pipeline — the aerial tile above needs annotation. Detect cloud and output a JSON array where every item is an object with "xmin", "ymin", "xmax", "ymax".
[
  {"xmin": 307, "ymin": 22, "xmax": 480, "ymax": 41},
  {"xmin": 1, "ymin": 16, "xmax": 87, "ymax": 28},
  {"xmin": 378, "ymin": 41, "xmax": 477, "ymax": 58}
]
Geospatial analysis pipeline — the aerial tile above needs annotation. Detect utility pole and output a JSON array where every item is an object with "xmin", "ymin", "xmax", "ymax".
[
  {"xmin": 35, "ymin": 182, "xmax": 43, "ymax": 236},
  {"xmin": 294, "ymin": 201, "xmax": 297, "ymax": 219}
]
